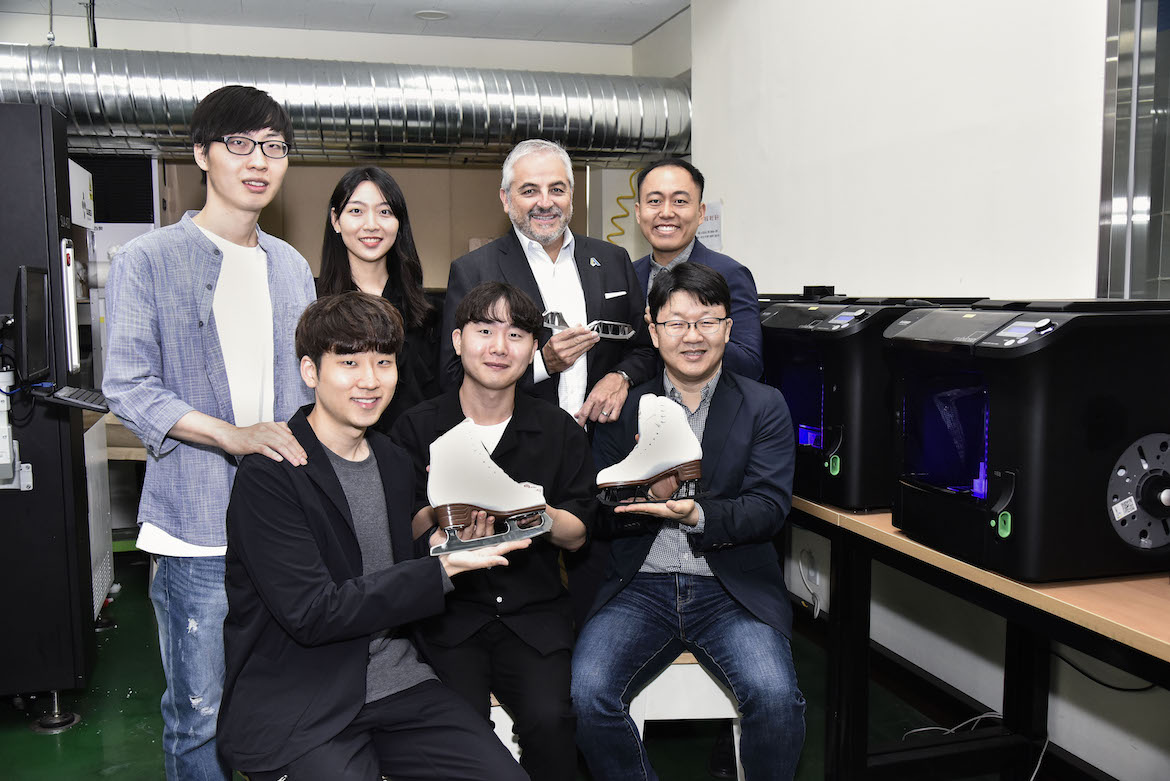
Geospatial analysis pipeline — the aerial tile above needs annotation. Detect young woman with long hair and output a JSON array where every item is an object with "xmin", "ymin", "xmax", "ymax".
[{"xmin": 319, "ymin": 166, "xmax": 440, "ymax": 429}]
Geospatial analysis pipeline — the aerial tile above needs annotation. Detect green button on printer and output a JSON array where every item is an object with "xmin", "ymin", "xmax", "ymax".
[
  {"xmin": 997, "ymin": 511, "xmax": 1012, "ymax": 538},
  {"xmin": 828, "ymin": 455, "xmax": 841, "ymax": 476}
]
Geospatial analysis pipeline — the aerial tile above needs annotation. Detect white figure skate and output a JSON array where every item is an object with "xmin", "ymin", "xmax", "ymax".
[
  {"xmin": 427, "ymin": 419, "xmax": 553, "ymax": 556},
  {"xmin": 596, "ymin": 395, "xmax": 703, "ymax": 506}
]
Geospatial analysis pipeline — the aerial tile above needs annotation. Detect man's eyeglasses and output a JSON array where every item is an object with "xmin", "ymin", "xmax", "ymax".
[
  {"xmin": 653, "ymin": 317, "xmax": 729, "ymax": 336},
  {"xmin": 216, "ymin": 136, "xmax": 290, "ymax": 159}
]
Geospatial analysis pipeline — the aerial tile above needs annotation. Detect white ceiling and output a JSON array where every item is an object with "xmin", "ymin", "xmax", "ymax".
[{"xmin": 3, "ymin": 0, "xmax": 690, "ymax": 45}]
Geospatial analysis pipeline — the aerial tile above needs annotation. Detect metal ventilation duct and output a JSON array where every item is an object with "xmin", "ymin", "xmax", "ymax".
[{"xmin": 0, "ymin": 44, "xmax": 690, "ymax": 164}]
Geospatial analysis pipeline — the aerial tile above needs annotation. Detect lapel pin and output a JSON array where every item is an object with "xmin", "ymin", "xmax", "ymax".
[{"xmin": 590, "ymin": 257, "xmax": 601, "ymax": 268}]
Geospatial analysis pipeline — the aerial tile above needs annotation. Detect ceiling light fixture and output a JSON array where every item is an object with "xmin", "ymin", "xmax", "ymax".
[{"xmin": 414, "ymin": 10, "xmax": 450, "ymax": 22}]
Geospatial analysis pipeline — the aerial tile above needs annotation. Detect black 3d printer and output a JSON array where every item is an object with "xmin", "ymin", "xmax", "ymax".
[
  {"xmin": 884, "ymin": 299, "xmax": 1170, "ymax": 581},
  {"xmin": 761, "ymin": 296, "xmax": 976, "ymax": 510}
]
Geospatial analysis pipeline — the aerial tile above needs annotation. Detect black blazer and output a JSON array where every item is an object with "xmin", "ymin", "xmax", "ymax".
[
  {"xmin": 218, "ymin": 407, "xmax": 448, "ymax": 771},
  {"xmin": 590, "ymin": 371, "xmax": 796, "ymax": 638},
  {"xmin": 440, "ymin": 231, "xmax": 657, "ymax": 405},
  {"xmin": 390, "ymin": 390, "xmax": 597, "ymax": 654}
]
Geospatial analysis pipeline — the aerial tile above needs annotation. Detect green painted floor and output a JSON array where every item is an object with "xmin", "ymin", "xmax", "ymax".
[{"xmin": 0, "ymin": 552, "xmax": 956, "ymax": 780}]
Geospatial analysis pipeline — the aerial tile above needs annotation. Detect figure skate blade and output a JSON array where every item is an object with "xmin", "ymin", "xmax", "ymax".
[
  {"xmin": 542, "ymin": 310, "xmax": 634, "ymax": 340},
  {"xmin": 589, "ymin": 320, "xmax": 635, "ymax": 340},
  {"xmin": 429, "ymin": 511, "xmax": 554, "ymax": 556}
]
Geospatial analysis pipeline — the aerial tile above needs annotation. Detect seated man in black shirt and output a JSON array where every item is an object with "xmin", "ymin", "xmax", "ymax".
[
  {"xmin": 218, "ymin": 291, "xmax": 528, "ymax": 781},
  {"xmin": 391, "ymin": 281, "xmax": 596, "ymax": 781}
]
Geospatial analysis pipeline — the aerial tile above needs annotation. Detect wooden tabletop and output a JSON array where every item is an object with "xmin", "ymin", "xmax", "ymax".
[{"xmin": 790, "ymin": 497, "xmax": 1170, "ymax": 665}]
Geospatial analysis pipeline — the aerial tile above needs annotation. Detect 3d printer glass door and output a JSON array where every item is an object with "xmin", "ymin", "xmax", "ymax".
[
  {"xmin": 902, "ymin": 371, "xmax": 990, "ymax": 501},
  {"xmin": 779, "ymin": 358, "xmax": 824, "ymax": 450}
]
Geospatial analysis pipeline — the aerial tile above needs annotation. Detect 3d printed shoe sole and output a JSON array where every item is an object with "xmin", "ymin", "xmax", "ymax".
[{"xmin": 597, "ymin": 459, "xmax": 703, "ymax": 506}]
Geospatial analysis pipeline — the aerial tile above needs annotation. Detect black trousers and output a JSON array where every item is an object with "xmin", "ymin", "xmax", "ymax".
[
  {"xmin": 427, "ymin": 619, "xmax": 576, "ymax": 781},
  {"xmin": 565, "ymin": 537, "xmax": 611, "ymax": 631},
  {"xmin": 243, "ymin": 679, "xmax": 526, "ymax": 781}
]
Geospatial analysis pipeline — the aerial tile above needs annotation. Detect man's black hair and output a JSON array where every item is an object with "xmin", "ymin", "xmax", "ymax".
[
  {"xmin": 648, "ymin": 262, "xmax": 731, "ymax": 321},
  {"xmin": 454, "ymin": 281, "xmax": 542, "ymax": 335},
  {"xmin": 190, "ymin": 85, "xmax": 294, "ymax": 151},
  {"xmin": 296, "ymin": 291, "xmax": 405, "ymax": 368},
  {"xmin": 636, "ymin": 158, "xmax": 705, "ymax": 201}
]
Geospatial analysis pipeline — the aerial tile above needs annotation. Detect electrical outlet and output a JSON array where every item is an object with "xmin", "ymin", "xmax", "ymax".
[
  {"xmin": 785, "ymin": 526, "xmax": 832, "ymax": 614},
  {"xmin": 800, "ymin": 549, "xmax": 819, "ymax": 585}
]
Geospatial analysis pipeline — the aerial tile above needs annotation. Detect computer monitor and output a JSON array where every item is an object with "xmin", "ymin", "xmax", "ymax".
[{"xmin": 15, "ymin": 265, "xmax": 50, "ymax": 382}]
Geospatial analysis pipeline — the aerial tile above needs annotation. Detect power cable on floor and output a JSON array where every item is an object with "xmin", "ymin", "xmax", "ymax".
[{"xmin": 901, "ymin": 710, "xmax": 1001, "ymax": 741}]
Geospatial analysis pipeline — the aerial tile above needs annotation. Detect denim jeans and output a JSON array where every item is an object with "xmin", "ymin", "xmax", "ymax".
[
  {"xmin": 150, "ymin": 555, "xmax": 231, "ymax": 781},
  {"xmin": 572, "ymin": 573, "xmax": 806, "ymax": 781}
]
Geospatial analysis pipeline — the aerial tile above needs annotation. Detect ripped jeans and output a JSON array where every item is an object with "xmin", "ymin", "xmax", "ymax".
[{"xmin": 150, "ymin": 554, "xmax": 231, "ymax": 781}]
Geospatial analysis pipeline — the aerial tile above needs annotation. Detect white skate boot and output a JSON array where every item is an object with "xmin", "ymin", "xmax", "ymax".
[
  {"xmin": 427, "ymin": 419, "xmax": 554, "ymax": 556},
  {"xmin": 596, "ymin": 395, "xmax": 703, "ymax": 506}
]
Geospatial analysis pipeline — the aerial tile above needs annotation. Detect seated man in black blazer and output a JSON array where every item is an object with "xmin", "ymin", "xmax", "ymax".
[
  {"xmin": 217, "ymin": 291, "xmax": 528, "ymax": 781},
  {"xmin": 391, "ymin": 281, "xmax": 596, "ymax": 781},
  {"xmin": 573, "ymin": 263, "xmax": 806, "ymax": 781}
]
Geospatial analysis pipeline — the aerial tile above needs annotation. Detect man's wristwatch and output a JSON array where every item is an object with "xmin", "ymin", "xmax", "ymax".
[{"xmin": 614, "ymin": 370, "xmax": 633, "ymax": 386}]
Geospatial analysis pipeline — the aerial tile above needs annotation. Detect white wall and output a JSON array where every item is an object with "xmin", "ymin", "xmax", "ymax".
[
  {"xmin": 0, "ymin": 12, "xmax": 633, "ymax": 74},
  {"xmin": 690, "ymin": 1, "xmax": 1170, "ymax": 777},
  {"xmin": 692, "ymin": 0, "xmax": 1106, "ymax": 299},
  {"xmin": 632, "ymin": 7, "xmax": 691, "ymax": 79}
]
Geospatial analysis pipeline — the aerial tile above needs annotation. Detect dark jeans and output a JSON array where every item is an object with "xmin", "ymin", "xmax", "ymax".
[
  {"xmin": 427, "ymin": 619, "xmax": 576, "ymax": 781},
  {"xmin": 243, "ymin": 680, "xmax": 526, "ymax": 781},
  {"xmin": 572, "ymin": 573, "xmax": 806, "ymax": 781}
]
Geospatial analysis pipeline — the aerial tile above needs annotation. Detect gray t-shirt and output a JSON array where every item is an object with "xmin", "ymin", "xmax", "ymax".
[{"xmin": 324, "ymin": 446, "xmax": 437, "ymax": 703}]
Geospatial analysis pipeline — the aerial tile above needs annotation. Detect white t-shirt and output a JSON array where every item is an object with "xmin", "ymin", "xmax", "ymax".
[
  {"xmin": 470, "ymin": 417, "xmax": 512, "ymax": 454},
  {"xmin": 201, "ymin": 225, "xmax": 275, "ymax": 429},
  {"xmin": 137, "ymin": 225, "xmax": 274, "ymax": 558}
]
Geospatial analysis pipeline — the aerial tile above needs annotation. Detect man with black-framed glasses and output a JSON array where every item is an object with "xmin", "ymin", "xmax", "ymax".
[
  {"xmin": 103, "ymin": 84, "xmax": 315, "ymax": 781},
  {"xmin": 574, "ymin": 261, "xmax": 806, "ymax": 781}
]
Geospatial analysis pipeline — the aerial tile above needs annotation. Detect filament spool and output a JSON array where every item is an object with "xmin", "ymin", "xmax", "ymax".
[{"xmin": 1107, "ymin": 433, "xmax": 1170, "ymax": 550}]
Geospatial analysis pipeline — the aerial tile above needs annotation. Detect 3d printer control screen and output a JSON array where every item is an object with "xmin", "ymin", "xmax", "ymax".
[
  {"xmin": 901, "ymin": 371, "xmax": 989, "ymax": 500},
  {"xmin": 997, "ymin": 323, "xmax": 1034, "ymax": 338}
]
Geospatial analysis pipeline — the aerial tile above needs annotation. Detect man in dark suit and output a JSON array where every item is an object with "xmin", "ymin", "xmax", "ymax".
[
  {"xmin": 572, "ymin": 263, "xmax": 806, "ymax": 781},
  {"xmin": 632, "ymin": 158, "xmax": 764, "ymax": 379},
  {"xmin": 218, "ymin": 292, "xmax": 528, "ymax": 781},
  {"xmin": 392, "ymin": 281, "xmax": 596, "ymax": 781},
  {"xmin": 441, "ymin": 139, "xmax": 657, "ymax": 427},
  {"xmin": 442, "ymin": 139, "xmax": 656, "ymax": 626}
]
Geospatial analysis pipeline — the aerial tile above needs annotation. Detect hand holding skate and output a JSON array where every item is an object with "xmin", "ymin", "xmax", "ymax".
[
  {"xmin": 437, "ymin": 537, "xmax": 533, "ymax": 577},
  {"xmin": 597, "ymin": 395, "xmax": 703, "ymax": 506},
  {"xmin": 614, "ymin": 494, "xmax": 699, "ymax": 525},
  {"xmin": 428, "ymin": 420, "xmax": 555, "ymax": 556}
]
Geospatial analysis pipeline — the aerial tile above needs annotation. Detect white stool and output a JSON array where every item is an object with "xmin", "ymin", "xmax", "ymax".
[
  {"xmin": 489, "ymin": 693, "xmax": 523, "ymax": 761},
  {"xmin": 629, "ymin": 652, "xmax": 745, "ymax": 781},
  {"xmin": 489, "ymin": 653, "xmax": 745, "ymax": 781}
]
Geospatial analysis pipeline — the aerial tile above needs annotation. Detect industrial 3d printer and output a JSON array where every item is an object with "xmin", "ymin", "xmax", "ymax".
[
  {"xmin": 760, "ymin": 296, "xmax": 976, "ymax": 510},
  {"xmin": 884, "ymin": 299, "xmax": 1170, "ymax": 581}
]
